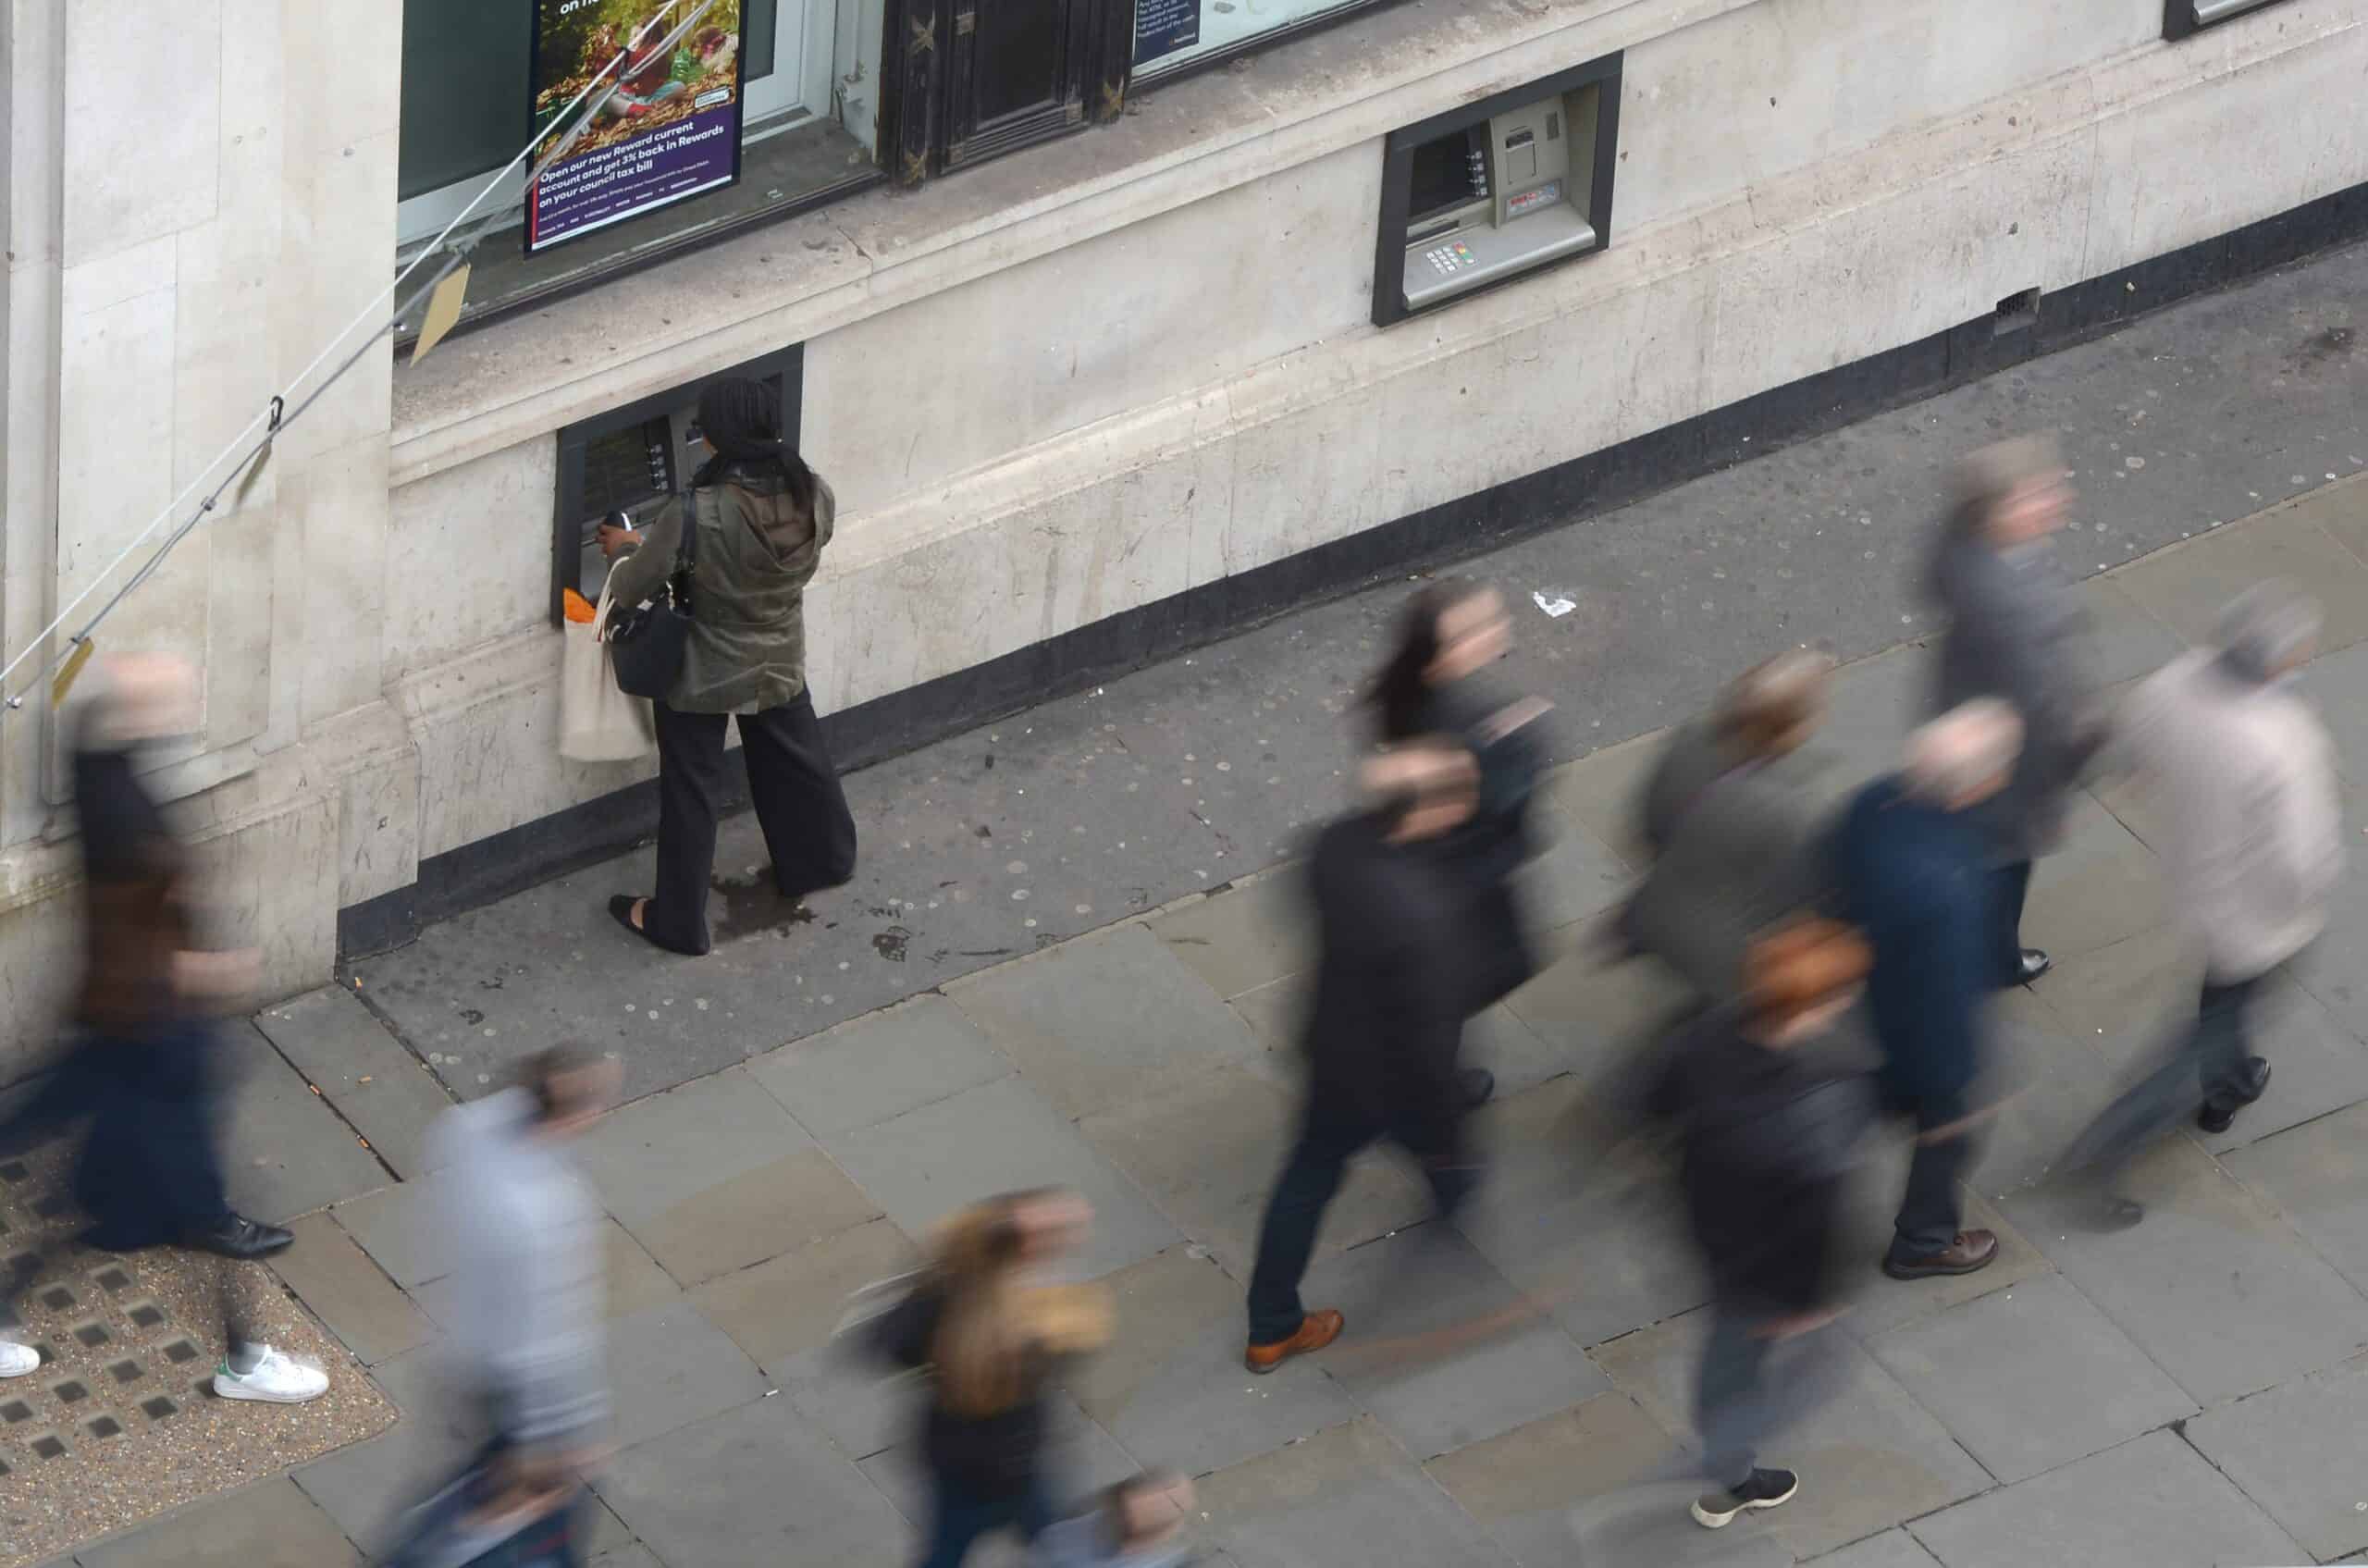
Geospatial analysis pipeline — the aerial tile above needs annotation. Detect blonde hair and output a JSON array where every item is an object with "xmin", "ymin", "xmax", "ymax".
[{"xmin": 926, "ymin": 1194, "xmax": 1113, "ymax": 1420}]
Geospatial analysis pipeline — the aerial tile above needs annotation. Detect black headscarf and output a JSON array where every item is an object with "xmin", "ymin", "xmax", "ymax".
[{"xmin": 694, "ymin": 377, "xmax": 817, "ymax": 516}]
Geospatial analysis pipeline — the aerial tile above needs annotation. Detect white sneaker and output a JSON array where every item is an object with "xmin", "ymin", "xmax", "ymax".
[
  {"xmin": 0, "ymin": 1340, "xmax": 38, "ymax": 1378},
  {"xmin": 213, "ymin": 1344, "xmax": 328, "ymax": 1404}
]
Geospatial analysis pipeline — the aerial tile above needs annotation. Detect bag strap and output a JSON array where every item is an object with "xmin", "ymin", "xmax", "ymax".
[{"xmin": 667, "ymin": 485, "xmax": 700, "ymax": 604}]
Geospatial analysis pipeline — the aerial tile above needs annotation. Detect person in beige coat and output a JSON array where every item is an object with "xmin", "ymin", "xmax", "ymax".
[{"xmin": 2069, "ymin": 582, "xmax": 2342, "ymax": 1223}]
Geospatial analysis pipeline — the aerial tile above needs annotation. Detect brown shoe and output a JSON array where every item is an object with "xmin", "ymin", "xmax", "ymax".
[
  {"xmin": 1245, "ymin": 1308, "xmax": 1345, "ymax": 1374},
  {"xmin": 1882, "ymin": 1228, "xmax": 1999, "ymax": 1280}
]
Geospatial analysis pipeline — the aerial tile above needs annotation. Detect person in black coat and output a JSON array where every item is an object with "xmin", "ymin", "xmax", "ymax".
[
  {"xmin": 1367, "ymin": 579, "xmax": 1552, "ymax": 1102},
  {"xmin": 1831, "ymin": 699, "xmax": 2025, "ymax": 1281},
  {"xmin": 1242, "ymin": 741, "xmax": 1487, "ymax": 1373},
  {"xmin": 1642, "ymin": 916, "xmax": 1872, "ymax": 1530}
]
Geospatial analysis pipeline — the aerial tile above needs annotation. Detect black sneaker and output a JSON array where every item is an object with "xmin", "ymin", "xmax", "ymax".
[{"xmin": 1690, "ymin": 1467, "xmax": 1798, "ymax": 1528}]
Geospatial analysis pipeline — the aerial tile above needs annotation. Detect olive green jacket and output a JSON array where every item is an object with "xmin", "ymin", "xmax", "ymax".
[{"xmin": 606, "ymin": 468, "xmax": 833, "ymax": 714}]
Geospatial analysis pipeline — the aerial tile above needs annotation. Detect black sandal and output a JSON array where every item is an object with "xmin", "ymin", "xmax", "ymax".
[{"xmin": 609, "ymin": 895, "xmax": 696, "ymax": 955}]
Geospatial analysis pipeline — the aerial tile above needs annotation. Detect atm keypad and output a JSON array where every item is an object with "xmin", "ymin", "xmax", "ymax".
[{"xmin": 1423, "ymin": 240, "xmax": 1476, "ymax": 277}]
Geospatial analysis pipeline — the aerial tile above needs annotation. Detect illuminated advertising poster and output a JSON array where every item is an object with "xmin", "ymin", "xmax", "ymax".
[{"xmin": 528, "ymin": 0, "xmax": 746, "ymax": 253}]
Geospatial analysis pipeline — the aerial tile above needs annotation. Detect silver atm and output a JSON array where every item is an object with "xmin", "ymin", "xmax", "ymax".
[{"xmin": 1375, "ymin": 57, "xmax": 1621, "ymax": 326}]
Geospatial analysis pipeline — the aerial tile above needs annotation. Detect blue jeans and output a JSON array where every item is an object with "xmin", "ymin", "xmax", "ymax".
[{"xmin": 917, "ymin": 1471, "xmax": 1053, "ymax": 1568}]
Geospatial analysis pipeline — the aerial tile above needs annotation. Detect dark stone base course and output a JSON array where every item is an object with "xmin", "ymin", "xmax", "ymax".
[{"xmin": 339, "ymin": 178, "xmax": 2368, "ymax": 958}]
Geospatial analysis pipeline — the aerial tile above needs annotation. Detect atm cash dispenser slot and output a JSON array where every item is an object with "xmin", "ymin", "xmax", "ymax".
[{"xmin": 1374, "ymin": 55, "xmax": 1622, "ymax": 326}]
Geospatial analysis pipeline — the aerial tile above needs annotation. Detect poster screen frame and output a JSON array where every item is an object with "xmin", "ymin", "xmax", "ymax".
[{"xmin": 525, "ymin": 0, "xmax": 749, "ymax": 257}]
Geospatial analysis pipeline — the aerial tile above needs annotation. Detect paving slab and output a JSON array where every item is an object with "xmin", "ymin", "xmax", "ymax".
[
  {"xmin": 1059, "ymin": 1245, "xmax": 1359, "ymax": 1478},
  {"xmin": 2074, "ymin": 575, "xmax": 2190, "ymax": 690},
  {"xmin": 2017, "ymin": 794, "xmax": 2171, "ymax": 969},
  {"xmin": 595, "ymin": 1393, "xmax": 907, "ymax": 1568},
  {"xmin": 602, "ymin": 1299, "xmax": 768, "ymax": 1451},
  {"xmin": 1594, "ymin": 1307, "xmax": 1990, "ymax": 1561},
  {"xmin": 777, "ymin": 1332, "xmax": 916, "ymax": 1463},
  {"xmin": 1831, "ymin": 1175, "xmax": 2051, "ymax": 1341},
  {"xmin": 1423, "ymin": 1393, "xmax": 1777, "ymax": 1568},
  {"xmin": 266, "ymin": 1212, "xmax": 435, "ymax": 1366},
  {"xmin": 1805, "ymin": 1529, "xmax": 1944, "ymax": 1568},
  {"xmin": 1545, "ymin": 728, "xmax": 1662, "ymax": 870},
  {"xmin": 1196, "ymin": 1414, "xmax": 1514, "ymax": 1568},
  {"xmin": 825, "ymin": 1076, "xmax": 1179, "ymax": 1280},
  {"xmin": 72, "ymin": 1476, "xmax": 364, "ymax": 1568},
  {"xmin": 2184, "ymin": 1352, "xmax": 2368, "ymax": 1562},
  {"xmin": 1510, "ymin": 808, "xmax": 1635, "ymax": 933},
  {"xmin": 215, "ymin": 1023, "xmax": 388, "ymax": 1223},
  {"xmin": 291, "ymin": 1345, "xmax": 486, "ymax": 1557},
  {"xmin": 1906, "ymin": 1428, "xmax": 2300, "ymax": 1568},
  {"xmin": 1295, "ymin": 1224, "xmax": 1610, "ymax": 1460},
  {"xmin": 689, "ymin": 1216, "xmax": 919, "ymax": 1371},
  {"xmin": 1147, "ymin": 869, "xmax": 1316, "ymax": 999},
  {"xmin": 573, "ymin": 1068, "xmax": 881, "ymax": 1285},
  {"xmin": 746, "ymin": 994, "xmax": 1012, "ymax": 1139},
  {"xmin": 2288, "ymin": 788, "xmax": 2368, "ymax": 1040},
  {"xmin": 2002, "ymin": 1136, "xmax": 2368, "ymax": 1407},
  {"xmin": 253, "ymin": 988, "xmax": 456, "ymax": 1179},
  {"xmin": 2112, "ymin": 500, "xmax": 2368, "ymax": 655},
  {"xmin": 1499, "ymin": 946, "xmax": 1699, "ymax": 1098},
  {"xmin": 1453, "ymin": 1077, "xmax": 1711, "ymax": 1350},
  {"xmin": 586, "ymin": 1495, "xmax": 664, "ymax": 1568},
  {"xmin": 2218, "ymin": 1098, "xmax": 2368, "ymax": 1296},
  {"xmin": 1076, "ymin": 1062, "xmax": 1431, "ymax": 1278},
  {"xmin": 1791, "ymin": 645, "xmax": 1930, "ymax": 819},
  {"xmin": 942, "ymin": 923, "xmax": 1264, "ymax": 1120},
  {"xmin": 326, "ymin": 1177, "xmax": 450, "ymax": 1290},
  {"xmin": 2297, "ymin": 641, "xmax": 2368, "ymax": 787},
  {"xmin": 1861, "ymin": 1272, "xmax": 2194, "ymax": 1483}
]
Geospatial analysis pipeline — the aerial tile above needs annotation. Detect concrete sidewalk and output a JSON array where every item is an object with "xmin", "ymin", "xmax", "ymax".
[{"xmin": 9, "ymin": 247, "xmax": 2368, "ymax": 1567}]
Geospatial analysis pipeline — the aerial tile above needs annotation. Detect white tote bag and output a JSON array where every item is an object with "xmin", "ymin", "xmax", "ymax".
[{"xmin": 559, "ymin": 581, "xmax": 657, "ymax": 762}]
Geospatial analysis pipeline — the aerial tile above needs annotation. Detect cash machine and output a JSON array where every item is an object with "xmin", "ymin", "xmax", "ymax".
[{"xmin": 1373, "ymin": 55, "xmax": 1622, "ymax": 327}]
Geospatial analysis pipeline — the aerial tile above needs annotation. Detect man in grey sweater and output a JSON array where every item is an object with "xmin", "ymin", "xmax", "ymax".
[{"xmin": 424, "ymin": 1048, "xmax": 619, "ymax": 1535}]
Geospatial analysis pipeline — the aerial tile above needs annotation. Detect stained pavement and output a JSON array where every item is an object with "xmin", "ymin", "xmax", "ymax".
[{"xmin": 7, "ymin": 241, "xmax": 2368, "ymax": 1566}]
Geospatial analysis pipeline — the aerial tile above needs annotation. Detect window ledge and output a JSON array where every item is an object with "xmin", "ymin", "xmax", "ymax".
[{"xmin": 389, "ymin": 0, "xmax": 1754, "ymax": 489}]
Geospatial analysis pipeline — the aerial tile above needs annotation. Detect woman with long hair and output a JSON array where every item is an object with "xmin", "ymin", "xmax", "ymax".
[
  {"xmin": 875, "ymin": 1190, "xmax": 1113, "ymax": 1567},
  {"xmin": 599, "ymin": 377, "xmax": 857, "ymax": 955}
]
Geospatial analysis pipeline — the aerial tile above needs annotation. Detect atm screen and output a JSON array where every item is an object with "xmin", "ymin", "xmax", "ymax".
[{"xmin": 1406, "ymin": 125, "xmax": 1489, "ymax": 228}]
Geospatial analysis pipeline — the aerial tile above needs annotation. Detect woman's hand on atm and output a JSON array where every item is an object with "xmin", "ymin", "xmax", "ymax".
[{"xmin": 597, "ymin": 523, "xmax": 643, "ymax": 560}]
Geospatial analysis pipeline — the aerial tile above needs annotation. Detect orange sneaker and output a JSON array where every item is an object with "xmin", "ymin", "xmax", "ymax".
[{"xmin": 1244, "ymin": 1308, "xmax": 1345, "ymax": 1374}]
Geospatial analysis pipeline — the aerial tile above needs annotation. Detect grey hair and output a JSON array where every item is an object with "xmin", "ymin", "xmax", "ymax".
[
  {"xmin": 1950, "ymin": 436, "xmax": 2064, "ymax": 534},
  {"xmin": 1906, "ymin": 698, "xmax": 2024, "ymax": 805},
  {"xmin": 2217, "ymin": 581, "xmax": 2321, "ymax": 684}
]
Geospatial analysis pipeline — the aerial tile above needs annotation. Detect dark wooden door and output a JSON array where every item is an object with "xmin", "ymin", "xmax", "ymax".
[{"xmin": 941, "ymin": 0, "xmax": 1098, "ymax": 169}]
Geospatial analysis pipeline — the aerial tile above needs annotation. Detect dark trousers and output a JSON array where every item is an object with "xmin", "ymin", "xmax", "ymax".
[
  {"xmin": 2071, "ymin": 971, "xmax": 2269, "ymax": 1190},
  {"xmin": 1890, "ymin": 1089, "xmax": 1977, "ymax": 1260},
  {"xmin": 5, "ymin": 1028, "xmax": 256, "ymax": 1351},
  {"xmin": 1244, "ymin": 1094, "xmax": 1475, "ymax": 1345},
  {"xmin": 649, "ymin": 692, "xmax": 857, "ymax": 954},
  {"xmin": 2196, "ymin": 974, "xmax": 2264, "ymax": 1113},
  {"xmin": 1988, "ymin": 859, "xmax": 2033, "ymax": 984},
  {"xmin": 1694, "ymin": 1306, "xmax": 1851, "ymax": 1488},
  {"xmin": 915, "ymin": 1468, "xmax": 1052, "ymax": 1568}
]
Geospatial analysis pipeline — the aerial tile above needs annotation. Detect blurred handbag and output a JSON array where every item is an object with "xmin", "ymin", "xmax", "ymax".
[
  {"xmin": 559, "ymin": 581, "xmax": 655, "ymax": 761},
  {"xmin": 606, "ymin": 489, "xmax": 698, "ymax": 700}
]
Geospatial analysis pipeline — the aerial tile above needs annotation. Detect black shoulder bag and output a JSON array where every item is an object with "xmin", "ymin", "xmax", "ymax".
[{"xmin": 607, "ymin": 489, "xmax": 698, "ymax": 700}]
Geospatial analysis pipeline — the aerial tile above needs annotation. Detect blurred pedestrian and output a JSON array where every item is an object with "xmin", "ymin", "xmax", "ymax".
[
  {"xmin": 0, "ymin": 656, "xmax": 324, "ymax": 1401},
  {"xmin": 1369, "ymin": 579, "xmax": 1553, "ymax": 1098},
  {"xmin": 1035, "ymin": 1472, "xmax": 1197, "ymax": 1568},
  {"xmin": 1924, "ymin": 437, "xmax": 2105, "ymax": 986},
  {"xmin": 1243, "ymin": 742, "xmax": 1487, "ymax": 1374},
  {"xmin": 600, "ymin": 377, "xmax": 857, "ymax": 955},
  {"xmin": 1831, "ymin": 701, "xmax": 2025, "ymax": 1280},
  {"xmin": 873, "ymin": 1190, "xmax": 1114, "ymax": 1568},
  {"xmin": 443, "ymin": 1047, "xmax": 619, "ymax": 1478},
  {"xmin": 2068, "ymin": 585, "xmax": 2342, "ymax": 1222},
  {"xmin": 1623, "ymin": 649, "xmax": 1836, "ymax": 1005},
  {"xmin": 1643, "ymin": 918, "xmax": 1870, "ymax": 1530}
]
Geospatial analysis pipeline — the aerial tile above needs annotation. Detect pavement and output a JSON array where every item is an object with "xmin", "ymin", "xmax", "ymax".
[{"xmin": 5, "ymin": 242, "xmax": 2367, "ymax": 1567}]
